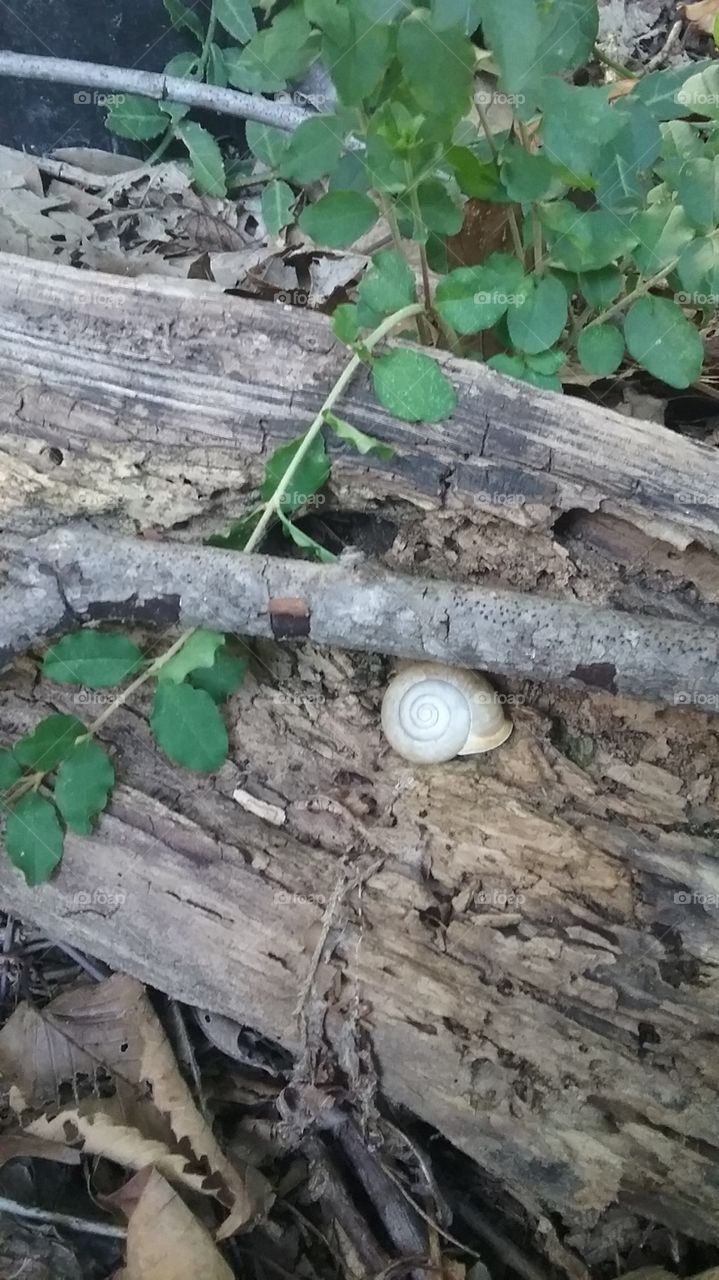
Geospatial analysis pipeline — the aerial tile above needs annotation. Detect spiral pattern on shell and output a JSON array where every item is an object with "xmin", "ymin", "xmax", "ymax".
[{"xmin": 382, "ymin": 676, "xmax": 471, "ymax": 764}]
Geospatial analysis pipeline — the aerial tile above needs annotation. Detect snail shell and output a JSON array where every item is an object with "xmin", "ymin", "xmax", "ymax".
[{"xmin": 381, "ymin": 662, "xmax": 512, "ymax": 764}]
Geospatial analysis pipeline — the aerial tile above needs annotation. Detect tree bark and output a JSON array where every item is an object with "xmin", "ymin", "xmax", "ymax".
[{"xmin": 1, "ymin": 254, "xmax": 718, "ymax": 1267}]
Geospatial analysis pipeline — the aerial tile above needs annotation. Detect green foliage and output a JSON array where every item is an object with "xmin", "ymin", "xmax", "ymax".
[
  {"xmin": 43, "ymin": 632, "xmax": 144, "ymax": 688},
  {"xmin": 55, "ymin": 741, "xmax": 115, "ymax": 836},
  {"xmin": 372, "ymin": 349, "xmax": 457, "ymax": 423},
  {"xmin": 6, "ymin": 794, "xmax": 64, "ymax": 887},
  {"xmin": 15, "ymin": 716, "xmax": 87, "ymax": 771},
  {"xmin": 151, "ymin": 684, "xmax": 229, "ymax": 771},
  {"xmin": 159, "ymin": 631, "xmax": 227, "ymax": 684},
  {"xmin": 299, "ymin": 191, "xmax": 379, "ymax": 247}
]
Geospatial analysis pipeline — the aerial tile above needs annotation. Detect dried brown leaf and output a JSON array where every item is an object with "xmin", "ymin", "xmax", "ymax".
[
  {"xmin": 681, "ymin": 0, "xmax": 719, "ymax": 33},
  {"xmin": 0, "ymin": 976, "xmax": 272, "ymax": 1234},
  {"xmin": 124, "ymin": 1168, "xmax": 234, "ymax": 1280}
]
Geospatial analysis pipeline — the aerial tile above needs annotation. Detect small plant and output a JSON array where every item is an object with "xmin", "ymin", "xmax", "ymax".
[
  {"xmin": 109, "ymin": 0, "xmax": 717, "ymax": 393},
  {"xmin": 4, "ymin": 0, "xmax": 718, "ymax": 885}
]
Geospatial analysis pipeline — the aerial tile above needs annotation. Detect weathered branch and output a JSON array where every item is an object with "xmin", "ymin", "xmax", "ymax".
[
  {"xmin": 0, "ymin": 51, "xmax": 311, "ymax": 131},
  {"xmin": 3, "ymin": 526, "xmax": 718, "ymax": 711}
]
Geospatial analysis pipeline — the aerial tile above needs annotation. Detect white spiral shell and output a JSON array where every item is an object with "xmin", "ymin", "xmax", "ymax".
[{"xmin": 381, "ymin": 663, "xmax": 513, "ymax": 764}]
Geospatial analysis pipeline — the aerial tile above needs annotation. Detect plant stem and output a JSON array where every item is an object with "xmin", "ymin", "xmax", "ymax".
[
  {"xmin": 244, "ymin": 302, "xmax": 425, "ymax": 554},
  {"xmin": 532, "ymin": 207, "xmax": 544, "ymax": 275},
  {"xmin": 198, "ymin": 0, "xmax": 218, "ymax": 79},
  {"xmin": 584, "ymin": 258, "xmax": 681, "ymax": 329},
  {"xmin": 593, "ymin": 45, "xmax": 638, "ymax": 79},
  {"xmin": 84, "ymin": 629, "xmax": 196, "ymax": 737}
]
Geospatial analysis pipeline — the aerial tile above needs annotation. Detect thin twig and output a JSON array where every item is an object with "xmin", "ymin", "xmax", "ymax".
[
  {"xmin": 0, "ymin": 51, "xmax": 310, "ymax": 131},
  {"xmin": 645, "ymin": 20, "xmax": 683, "ymax": 72},
  {"xmin": 0, "ymin": 1193, "xmax": 126, "ymax": 1238}
]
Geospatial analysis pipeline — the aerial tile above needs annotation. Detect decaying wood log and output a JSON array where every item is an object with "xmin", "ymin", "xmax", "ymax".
[{"xmin": 1, "ymin": 253, "xmax": 719, "ymax": 1268}]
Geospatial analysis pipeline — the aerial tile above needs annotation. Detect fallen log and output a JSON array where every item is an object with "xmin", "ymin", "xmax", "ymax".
[
  {"xmin": 1, "ymin": 254, "xmax": 718, "ymax": 1268},
  {"xmin": 3, "ymin": 527, "xmax": 719, "ymax": 709}
]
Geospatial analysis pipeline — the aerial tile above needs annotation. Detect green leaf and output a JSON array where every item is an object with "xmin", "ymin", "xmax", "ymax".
[
  {"xmin": 43, "ymin": 632, "xmax": 143, "ymax": 689},
  {"xmin": 54, "ymin": 740, "xmax": 115, "ymax": 836},
  {"xmin": 578, "ymin": 267, "xmax": 624, "ymax": 308},
  {"xmin": 225, "ymin": 7, "xmax": 317, "ymax": 90},
  {"xmin": 261, "ymin": 434, "xmax": 330, "ymax": 513},
  {"xmin": 329, "ymin": 150, "xmax": 371, "ymax": 193},
  {"xmin": 262, "ymin": 179, "xmax": 296, "ymax": 235},
  {"xmin": 415, "ymin": 180, "xmax": 464, "ymax": 236},
  {"xmin": 398, "ymin": 13, "xmax": 475, "ymax": 121},
  {"xmin": 476, "ymin": 0, "xmax": 542, "ymax": 114},
  {"xmin": 595, "ymin": 99, "xmax": 661, "ymax": 212},
  {"xmin": 624, "ymin": 296, "xmax": 704, "ymax": 389},
  {"xmin": 215, "ymin": 0, "xmax": 257, "ymax": 43},
  {"xmin": 189, "ymin": 648, "xmax": 248, "ymax": 702},
  {"xmin": 164, "ymin": 0, "xmax": 204, "ymax": 42},
  {"xmin": 434, "ymin": 254, "xmax": 526, "ymax": 335},
  {"xmin": 678, "ymin": 233, "xmax": 719, "ymax": 298},
  {"xmin": 323, "ymin": 411, "xmax": 395, "ymax": 460},
  {"xmin": 525, "ymin": 348, "xmax": 565, "ymax": 375},
  {"xmin": 577, "ymin": 324, "xmax": 625, "ymax": 375},
  {"xmin": 372, "ymin": 350, "xmax": 457, "ymax": 423},
  {"xmin": 0, "ymin": 751, "xmax": 22, "ymax": 796},
  {"xmin": 431, "ymin": 0, "xmax": 482, "ymax": 34},
  {"xmin": 359, "ymin": 251, "xmax": 416, "ymax": 318},
  {"xmin": 541, "ymin": 202, "xmax": 639, "ymax": 271},
  {"xmin": 332, "ymin": 303, "xmax": 361, "ymax": 345},
  {"xmin": 488, "ymin": 352, "xmax": 562, "ymax": 393},
  {"xmin": 631, "ymin": 204, "xmax": 695, "ymax": 275},
  {"xmin": 299, "ymin": 191, "xmax": 378, "ymax": 248},
  {"xmin": 635, "ymin": 62, "xmax": 712, "ymax": 121},
  {"xmin": 279, "ymin": 116, "xmax": 343, "ymax": 184},
  {"xmin": 507, "ymin": 274, "xmax": 568, "ymax": 355},
  {"xmin": 151, "ymin": 684, "xmax": 229, "ymax": 772},
  {"xmin": 176, "ymin": 121, "xmax": 227, "ymax": 196},
  {"xmin": 5, "ymin": 794, "xmax": 64, "ymax": 886},
  {"xmin": 500, "ymin": 145, "xmax": 554, "ymax": 203},
  {"xmin": 541, "ymin": 80, "xmax": 620, "ymax": 179},
  {"xmin": 448, "ymin": 147, "xmax": 504, "ymax": 201},
  {"xmin": 321, "ymin": 8, "xmax": 393, "ymax": 106},
  {"xmin": 105, "ymin": 95, "xmax": 168, "ymax": 141},
  {"xmin": 534, "ymin": 0, "xmax": 598, "ymax": 75},
  {"xmin": 676, "ymin": 157, "xmax": 719, "ymax": 232},
  {"xmin": 15, "ymin": 716, "xmax": 87, "ymax": 772},
  {"xmin": 245, "ymin": 121, "xmax": 289, "ymax": 168},
  {"xmin": 159, "ymin": 631, "xmax": 226, "ymax": 685},
  {"xmin": 278, "ymin": 511, "xmax": 337, "ymax": 563},
  {"xmin": 673, "ymin": 62, "xmax": 719, "ymax": 120}
]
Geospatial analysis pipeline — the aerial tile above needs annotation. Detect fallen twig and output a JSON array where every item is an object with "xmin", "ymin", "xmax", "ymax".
[
  {"xmin": 0, "ymin": 1192, "xmax": 126, "ymax": 1238},
  {"xmin": 0, "ymin": 51, "xmax": 311, "ymax": 131},
  {"xmin": 3, "ymin": 526, "xmax": 719, "ymax": 712}
]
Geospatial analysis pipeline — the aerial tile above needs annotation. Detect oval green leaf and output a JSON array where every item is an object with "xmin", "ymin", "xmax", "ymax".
[
  {"xmin": 299, "ymin": 192, "xmax": 378, "ymax": 249},
  {"xmin": 372, "ymin": 350, "xmax": 457, "ymax": 423},
  {"xmin": 577, "ymin": 324, "xmax": 625, "ymax": 375},
  {"xmin": 43, "ymin": 632, "xmax": 144, "ymax": 689},
  {"xmin": 215, "ymin": 0, "xmax": 257, "ymax": 43},
  {"xmin": 15, "ymin": 715, "xmax": 87, "ymax": 772},
  {"xmin": 507, "ymin": 274, "xmax": 568, "ymax": 355},
  {"xmin": 55, "ymin": 740, "xmax": 115, "ymax": 836},
  {"xmin": 175, "ymin": 121, "xmax": 227, "ymax": 197},
  {"xmin": 159, "ymin": 631, "xmax": 226, "ymax": 685},
  {"xmin": 6, "ymin": 794, "xmax": 64, "ymax": 886},
  {"xmin": 624, "ymin": 296, "xmax": 704, "ymax": 389},
  {"xmin": 151, "ymin": 684, "xmax": 229, "ymax": 772},
  {"xmin": 105, "ymin": 95, "xmax": 169, "ymax": 141}
]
